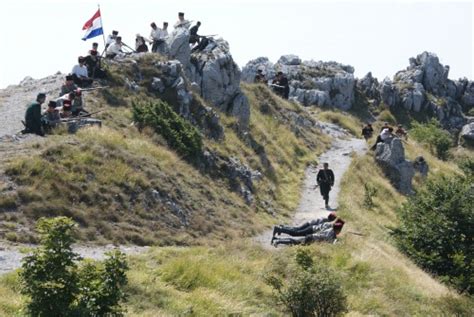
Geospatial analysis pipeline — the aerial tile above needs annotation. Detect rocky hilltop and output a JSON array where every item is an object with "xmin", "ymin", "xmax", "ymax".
[{"xmin": 243, "ymin": 51, "xmax": 474, "ymax": 138}]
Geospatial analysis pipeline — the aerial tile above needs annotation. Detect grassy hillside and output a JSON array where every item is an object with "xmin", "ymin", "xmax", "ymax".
[{"xmin": 0, "ymin": 56, "xmax": 329, "ymax": 245}]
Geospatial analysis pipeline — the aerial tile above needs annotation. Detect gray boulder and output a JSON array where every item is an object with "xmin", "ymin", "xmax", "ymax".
[
  {"xmin": 460, "ymin": 122, "xmax": 474, "ymax": 147},
  {"xmin": 357, "ymin": 72, "xmax": 380, "ymax": 100},
  {"xmin": 189, "ymin": 38, "xmax": 250, "ymax": 129},
  {"xmin": 167, "ymin": 27, "xmax": 191, "ymax": 72},
  {"xmin": 241, "ymin": 57, "xmax": 275, "ymax": 83},
  {"xmin": 277, "ymin": 54, "xmax": 302, "ymax": 66},
  {"xmin": 375, "ymin": 137, "xmax": 414, "ymax": 195}
]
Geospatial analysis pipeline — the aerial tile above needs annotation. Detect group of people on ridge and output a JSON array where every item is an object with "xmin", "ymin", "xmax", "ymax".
[
  {"xmin": 104, "ymin": 12, "xmax": 207, "ymax": 59},
  {"xmin": 361, "ymin": 122, "xmax": 408, "ymax": 150}
]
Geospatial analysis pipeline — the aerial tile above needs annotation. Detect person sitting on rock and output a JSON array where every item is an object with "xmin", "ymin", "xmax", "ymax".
[
  {"xmin": 271, "ymin": 213, "xmax": 337, "ymax": 242},
  {"xmin": 60, "ymin": 75, "xmax": 78, "ymax": 96},
  {"xmin": 135, "ymin": 34, "xmax": 149, "ymax": 53},
  {"xmin": 84, "ymin": 49, "xmax": 106, "ymax": 79},
  {"xmin": 71, "ymin": 56, "xmax": 93, "ymax": 87},
  {"xmin": 105, "ymin": 30, "xmax": 119, "ymax": 50},
  {"xmin": 395, "ymin": 124, "xmax": 408, "ymax": 140},
  {"xmin": 41, "ymin": 100, "xmax": 61, "ymax": 132},
  {"xmin": 380, "ymin": 122, "xmax": 390, "ymax": 132},
  {"xmin": 191, "ymin": 35, "xmax": 211, "ymax": 53},
  {"xmin": 106, "ymin": 36, "xmax": 125, "ymax": 59},
  {"xmin": 174, "ymin": 12, "xmax": 191, "ymax": 29},
  {"xmin": 60, "ymin": 99, "xmax": 73, "ymax": 118},
  {"xmin": 189, "ymin": 21, "xmax": 201, "ymax": 46},
  {"xmin": 371, "ymin": 126, "xmax": 394, "ymax": 150},
  {"xmin": 272, "ymin": 219, "xmax": 345, "ymax": 247},
  {"xmin": 362, "ymin": 123, "xmax": 374, "ymax": 141},
  {"xmin": 254, "ymin": 69, "xmax": 267, "ymax": 84},
  {"xmin": 272, "ymin": 72, "xmax": 290, "ymax": 99},
  {"xmin": 23, "ymin": 93, "xmax": 46, "ymax": 136}
]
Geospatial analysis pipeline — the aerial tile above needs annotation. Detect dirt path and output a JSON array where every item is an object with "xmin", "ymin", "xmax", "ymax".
[
  {"xmin": 255, "ymin": 127, "xmax": 367, "ymax": 248},
  {"xmin": 0, "ymin": 243, "xmax": 149, "ymax": 275}
]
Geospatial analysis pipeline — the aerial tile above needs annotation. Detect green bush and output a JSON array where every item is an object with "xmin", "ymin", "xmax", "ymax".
[
  {"xmin": 20, "ymin": 217, "xmax": 128, "ymax": 316},
  {"xmin": 132, "ymin": 100, "xmax": 202, "ymax": 159},
  {"xmin": 394, "ymin": 175, "xmax": 473, "ymax": 294},
  {"xmin": 457, "ymin": 157, "xmax": 474, "ymax": 177},
  {"xmin": 265, "ymin": 249, "xmax": 347, "ymax": 317},
  {"xmin": 363, "ymin": 183, "xmax": 378, "ymax": 209},
  {"xmin": 410, "ymin": 119, "xmax": 452, "ymax": 160}
]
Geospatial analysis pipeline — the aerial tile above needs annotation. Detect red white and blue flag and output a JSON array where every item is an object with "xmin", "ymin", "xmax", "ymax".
[{"xmin": 82, "ymin": 9, "xmax": 103, "ymax": 41}]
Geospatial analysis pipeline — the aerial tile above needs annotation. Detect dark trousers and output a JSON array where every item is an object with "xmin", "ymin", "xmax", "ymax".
[
  {"xmin": 277, "ymin": 223, "xmax": 314, "ymax": 237},
  {"xmin": 371, "ymin": 135, "xmax": 383, "ymax": 150},
  {"xmin": 320, "ymin": 184, "xmax": 331, "ymax": 204},
  {"xmin": 273, "ymin": 236, "xmax": 308, "ymax": 246},
  {"xmin": 72, "ymin": 74, "xmax": 93, "ymax": 88}
]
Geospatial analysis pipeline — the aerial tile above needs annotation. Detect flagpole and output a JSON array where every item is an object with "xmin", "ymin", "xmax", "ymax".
[{"xmin": 98, "ymin": 4, "xmax": 107, "ymax": 50}]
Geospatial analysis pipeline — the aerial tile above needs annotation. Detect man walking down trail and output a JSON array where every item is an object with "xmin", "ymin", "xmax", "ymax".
[
  {"xmin": 317, "ymin": 163, "xmax": 335, "ymax": 209},
  {"xmin": 24, "ymin": 93, "xmax": 46, "ymax": 136}
]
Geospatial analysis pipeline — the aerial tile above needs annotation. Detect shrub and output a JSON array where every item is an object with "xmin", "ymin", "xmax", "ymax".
[
  {"xmin": 457, "ymin": 156, "xmax": 474, "ymax": 177},
  {"xmin": 265, "ymin": 249, "xmax": 347, "ymax": 317},
  {"xmin": 393, "ymin": 175, "xmax": 473, "ymax": 294},
  {"xmin": 363, "ymin": 183, "xmax": 378, "ymax": 209},
  {"xmin": 20, "ymin": 217, "xmax": 129, "ymax": 316},
  {"xmin": 132, "ymin": 100, "xmax": 202, "ymax": 159},
  {"xmin": 410, "ymin": 119, "xmax": 452, "ymax": 160}
]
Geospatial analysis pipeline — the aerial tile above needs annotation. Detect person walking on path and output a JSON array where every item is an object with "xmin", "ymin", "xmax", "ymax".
[
  {"xmin": 317, "ymin": 163, "xmax": 335, "ymax": 209},
  {"xmin": 362, "ymin": 123, "xmax": 374, "ymax": 141}
]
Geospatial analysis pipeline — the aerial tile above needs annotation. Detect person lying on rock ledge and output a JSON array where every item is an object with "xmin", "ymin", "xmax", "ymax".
[{"xmin": 271, "ymin": 218, "xmax": 345, "ymax": 247}]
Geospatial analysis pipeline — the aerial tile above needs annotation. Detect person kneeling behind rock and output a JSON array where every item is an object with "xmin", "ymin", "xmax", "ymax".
[{"xmin": 272, "ymin": 218, "xmax": 345, "ymax": 247}]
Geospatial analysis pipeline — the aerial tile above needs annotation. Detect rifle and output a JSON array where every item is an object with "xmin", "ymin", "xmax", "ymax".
[
  {"xmin": 80, "ymin": 86, "xmax": 109, "ymax": 92},
  {"xmin": 60, "ymin": 110, "xmax": 104, "ymax": 122},
  {"xmin": 121, "ymin": 42, "xmax": 137, "ymax": 53},
  {"xmin": 268, "ymin": 83, "xmax": 285, "ymax": 89},
  {"xmin": 200, "ymin": 34, "xmax": 218, "ymax": 38}
]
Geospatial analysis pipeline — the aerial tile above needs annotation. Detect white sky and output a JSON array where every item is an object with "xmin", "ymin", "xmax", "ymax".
[{"xmin": 0, "ymin": 0, "xmax": 472, "ymax": 88}]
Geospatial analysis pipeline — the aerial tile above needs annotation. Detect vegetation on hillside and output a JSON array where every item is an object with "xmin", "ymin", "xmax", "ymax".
[
  {"xmin": 394, "ymin": 174, "xmax": 473, "ymax": 294},
  {"xmin": 410, "ymin": 119, "xmax": 453, "ymax": 160},
  {"xmin": 20, "ymin": 217, "xmax": 128, "ymax": 316}
]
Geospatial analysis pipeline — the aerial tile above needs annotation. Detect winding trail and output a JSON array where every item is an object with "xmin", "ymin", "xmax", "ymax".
[{"xmin": 255, "ymin": 126, "xmax": 367, "ymax": 248}]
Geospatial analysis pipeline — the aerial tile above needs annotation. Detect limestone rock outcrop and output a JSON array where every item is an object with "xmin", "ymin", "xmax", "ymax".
[
  {"xmin": 375, "ymin": 137, "xmax": 414, "ymax": 195},
  {"xmin": 460, "ymin": 121, "xmax": 474, "ymax": 147},
  {"xmin": 188, "ymin": 38, "xmax": 250, "ymax": 129},
  {"xmin": 167, "ymin": 27, "xmax": 191, "ymax": 72},
  {"xmin": 242, "ymin": 55, "xmax": 355, "ymax": 110}
]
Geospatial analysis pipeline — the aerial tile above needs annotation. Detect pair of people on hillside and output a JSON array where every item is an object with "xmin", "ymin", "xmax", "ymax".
[{"xmin": 271, "ymin": 213, "xmax": 345, "ymax": 246}]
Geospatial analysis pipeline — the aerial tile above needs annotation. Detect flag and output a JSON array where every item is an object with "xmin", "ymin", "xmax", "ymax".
[{"xmin": 82, "ymin": 9, "xmax": 103, "ymax": 41}]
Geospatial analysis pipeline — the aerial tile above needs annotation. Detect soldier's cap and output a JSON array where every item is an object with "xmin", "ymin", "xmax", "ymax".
[
  {"xmin": 48, "ymin": 100, "xmax": 57, "ymax": 108},
  {"xmin": 66, "ymin": 75, "xmax": 73, "ymax": 81},
  {"xmin": 92, "ymin": 42, "xmax": 98, "ymax": 47},
  {"xmin": 328, "ymin": 212, "xmax": 337, "ymax": 221},
  {"xmin": 277, "ymin": 71, "xmax": 283, "ymax": 76},
  {"xmin": 37, "ymin": 93, "xmax": 46, "ymax": 99},
  {"xmin": 163, "ymin": 22, "xmax": 168, "ymax": 25},
  {"xmin": 178, "ymin": 12, "xmax": 184, "ymax": 16},
  {"xmin": 112, "ymin": 30, "xmax": 118, "ymax": 35},
  {"xmin": 257, "ymin": 69, "xmax": 263, "ymax": 73},
  {"xmin": 150, "ymin": 22, "xmax": 156, "ymax": 27}
]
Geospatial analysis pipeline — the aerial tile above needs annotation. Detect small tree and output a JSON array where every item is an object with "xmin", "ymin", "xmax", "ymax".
[
  {"xmin": 20, "ymin": 217, "xmax": 129, "ymax": 316},
  {"xmin": 20, "ymin": 217, "xmax": 79, "ymax": 316},
  {"xmin": 410, "ymin": 119, "xmax": 452, "ymax": 160},
  {"xmin": 363, "ymin": 183, "xmax": 378, "ymax": 209},
  {"xmin": 394, "ymin": 175, "xmax": 473, "ymax": 293},
  {"xmin": 265, "ymin": 249, "xmax": 347, "ymax": 317}
]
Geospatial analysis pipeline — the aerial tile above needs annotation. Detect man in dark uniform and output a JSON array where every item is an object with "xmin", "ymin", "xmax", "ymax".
[
  {"xmin": 362, "ymin": 123, "xmax": 374, "ymax": 141},
  {"xmin": 273, "ymin": 71, "xmax": 289, "ymax": 99},
  {"xmin": 317, "ymin": 162, "xmax": 335, "ymax": 209},
  {"xmin": 254, "ymin": 69, "xmax": 266, "ymax": 83},
  {"xmin": 24, "ymin": 93, "xmax": 46, "ymax": 136},
  {"xmin": 189, "ymin": 21, "xmax": 201, "ymax": 45}
]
